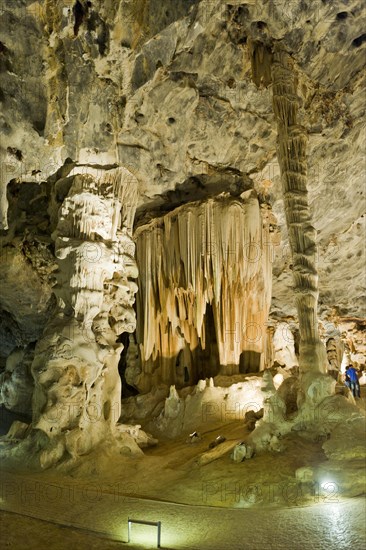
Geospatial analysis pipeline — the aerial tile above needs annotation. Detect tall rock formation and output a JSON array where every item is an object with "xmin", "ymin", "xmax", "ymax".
[
  {"xmin": 30, "ymin": 167, "xmax": 138, "ymax": 467},
  {"xmin": 271, "ymin": 45, "xmax": 328, "ymax": 374}
]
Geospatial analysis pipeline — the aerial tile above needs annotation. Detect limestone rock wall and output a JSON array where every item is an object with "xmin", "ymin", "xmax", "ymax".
[
  {"xmin": 0, "ymin": 345, "xmax": 35, "ymax": 414},
  {"xmin": 1, "ymin": 0, "xmax": 364, "ymax": 321},
  {"xmin": 0, "ymin": 0, "xmax": 365, "ymax": 432},
  {"xmin": 270, "ymin": 321, "xmax": 299, "ymax": 369}
]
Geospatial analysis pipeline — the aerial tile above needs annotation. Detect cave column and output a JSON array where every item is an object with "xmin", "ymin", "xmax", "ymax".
[
  {"xmin": 31, "ymin": 168, "xmax": 138, "ymax": 467},
  {"xmin": 271, "ymin": 45, "xmax": 327, "ymax": 373}
]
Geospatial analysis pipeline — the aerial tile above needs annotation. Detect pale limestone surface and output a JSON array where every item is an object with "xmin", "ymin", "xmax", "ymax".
[
  {"xmin": 0, "ymin": 0, "xmax": 365, "ymax": 324},
  {"xmin": 0, "ymin": 0, "xmax": 365, "ymax": 471}
]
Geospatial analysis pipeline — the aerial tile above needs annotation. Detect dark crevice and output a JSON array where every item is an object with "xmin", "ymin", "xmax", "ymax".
[
  {"xmin": 87, "ymin": 12, "xmax": 110, "ymax": 55},
  {"xmin": 7, "ymin": 147, "xmax": 22, "ymax": 161},
  {"xmin": 352, "ymin": 33, "xmax": 366, "ymax": 47},
  {"xmin": 336, "ymin": 12, "xmax": 348, "ymax": 20},
  {"xmin": 256, "ymin": 21, "xmax": 267, "ymax": 30},
  {"xmin": 73, "ymin": 1, "xmax": 86, "ymax": 36},
  {"xmin": 33, "ymin": 119, "xmax": 46, "ymax": 136},
  {"xmin": 118, "ymin": 333, "xmax": 138, "ymax": 398},
  {"xmin": 239, "ymin": 350, "xmax": 261, "ymax": 374},
  {"xmin": 97, "ymin": 22, "xmax": 109, "ymax": 55},
  {"xmin": 0, "ymin": 41, "xmax": 11, "ymax": 73},
  {"xmin": 134, "ymin": 172, "xmax": 253, "ymax": 229}
]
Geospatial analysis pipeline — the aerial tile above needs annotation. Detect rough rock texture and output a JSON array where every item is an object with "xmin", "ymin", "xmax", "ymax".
[
  {"xmin": 132, "ymin": 192, "xmax": 278, "ymax": 392},
  {"xmin": 1, "ymin": 0, "xmax": 364, "ymax": 343},
  {"xmin": 0, "ymin": 243, "xmax": 55, "ymax": 364},
  {"xmin": 0, "ymin": 345, "xmax": 35, "ymax": 414},
  {"xmin": 121, "ymin": 375, "xmax": 265, "ymax": 438},
  {"xmin": 271, "ymin": 45, "xmax": 327, "ymax": 373},
  {"xmin": 0, "ymin": 1, "xmax": 365, "ymax": 461},
  {"xmin": 29, "ymin": 167, "xmax": 138, "ymax": 467}
]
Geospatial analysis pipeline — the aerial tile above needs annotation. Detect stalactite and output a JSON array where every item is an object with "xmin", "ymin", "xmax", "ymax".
[
  {"xmin": 132, "ymin": 193, "xmax": 277, "ymax": 391},
  {"xmin": 271, "ymin": 45, "xmax": 327, "ymax": 374},
  {"xmin": 30, "ymin": 167, "xmax": 138, "ymax": 468},
  {"xmin": 249, "ymin": 40, "xmax": 273, "ymax": 88}
]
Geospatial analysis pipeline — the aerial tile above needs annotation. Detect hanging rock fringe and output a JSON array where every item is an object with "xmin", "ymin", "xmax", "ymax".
[{"xmin": 134, "ymin": 194, "xmax": 274, "ymax": 387}]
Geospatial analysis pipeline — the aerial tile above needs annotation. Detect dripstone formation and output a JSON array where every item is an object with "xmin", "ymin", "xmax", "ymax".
[
  {"xmin": 0, "ymin": 1, "xmax": 364, "ymax": 468},
  {"xmin": 30, "ymin": 167, "xmax": 138, "ymax": 467}
]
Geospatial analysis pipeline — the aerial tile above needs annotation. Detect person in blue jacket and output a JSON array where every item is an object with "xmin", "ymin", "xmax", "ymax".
[{"xmin": 347, "ymin": 365, "xmax": 361, "ymax": 398}]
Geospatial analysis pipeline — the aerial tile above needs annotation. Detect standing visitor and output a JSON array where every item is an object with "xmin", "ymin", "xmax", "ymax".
[{"xmin": 347, "ymin": 365, "xmax": 361, "ymax": 398}]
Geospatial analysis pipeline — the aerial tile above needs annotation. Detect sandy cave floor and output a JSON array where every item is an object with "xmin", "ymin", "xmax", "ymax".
[
  {"xmin": 0, "ymin": 485, "xmax": 365, "ymax": 550},
  {"xmin": 0, "ymin": 391, "xmax": 365, "ymax": 549}
]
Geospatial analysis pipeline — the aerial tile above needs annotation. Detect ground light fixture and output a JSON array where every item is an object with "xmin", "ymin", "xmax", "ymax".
[{"xmin": 127, "ymin": 517, "xmax": 162, "ymax": 548}]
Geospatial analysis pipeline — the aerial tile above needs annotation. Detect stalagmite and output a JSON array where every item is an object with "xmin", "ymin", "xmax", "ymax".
[
  {"xmin": 132, "ymin": 193, "xmax": 277, "ymax": 391},
  {"xmin": 271, "ymin": 45, "xmax": 328, "ymax": 374},
  {"xmin": 29, "ymin": 167, "xmax": 138, "ymax": 468}
]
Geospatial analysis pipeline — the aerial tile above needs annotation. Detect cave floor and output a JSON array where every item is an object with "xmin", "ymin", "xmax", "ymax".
[
  {"xmin": 0, "ymin": 484, "xmax": 365, "ymax": 550},
  {"xmin": 1, "ymin": 415, "xmax": 366, "ymax": 549},
  {"xmin": 1, "ymin": 391, "xmax": 365, "ymax": 549}
]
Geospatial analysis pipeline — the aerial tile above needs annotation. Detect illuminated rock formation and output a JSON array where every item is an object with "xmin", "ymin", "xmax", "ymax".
[
  {"xmin": 0, "ymin": 1, "xmax": 364, "ymax": 482},
  {"xmin": 247, "ymin": 43, "xmax": 338, "ymax": 452},
  {"xmin": 271, "ymin": 322, "xmax": 299, "ymax": 369},
  {"xmin": 271, "ymin": 45, "xmax": 328, "ymax": 375},
  {"xmin": 131, "ymin": 193, "xmax": 277, "ymax": 391},
  {"xmin": 30, "ymin": 167, "xmax": 138, "ymax": 467}
]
